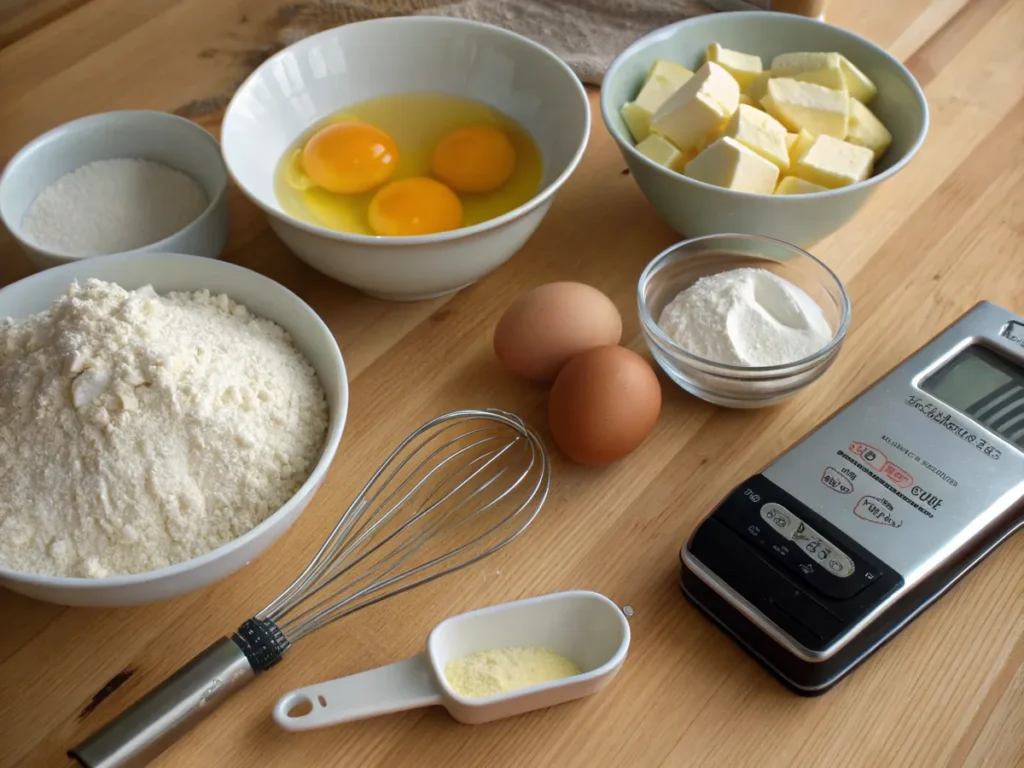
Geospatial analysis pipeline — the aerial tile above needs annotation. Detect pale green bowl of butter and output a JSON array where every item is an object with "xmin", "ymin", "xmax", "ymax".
[{"xmin": 601, "ymin": 11, "xmax": 928, "ymax": 248}]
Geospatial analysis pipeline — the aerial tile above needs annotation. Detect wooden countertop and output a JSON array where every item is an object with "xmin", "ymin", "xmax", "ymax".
[{"xmin": 1, "ymin": 1, "xmax": 1022, "ymax": 766}]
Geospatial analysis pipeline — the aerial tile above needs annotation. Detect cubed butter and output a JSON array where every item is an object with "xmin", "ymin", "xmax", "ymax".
[
  {"xmin": 620, "ymin": 59, "xmax": 694, "ymax": 142},
  {"xmin": 772, "ymin": 52, "xmax": 876, "ymax": 102},
  {"xmin": 770, "ymin": 51, "xmax": 842, "ymax": 74},
  {"xmin": 635, "ymin": 134, "xmax": 688, "ymax": 171},
  {"xmin": 650, "ymin": 61, "xmax": 740, "ymax": 152},
  {"xmin": 775, "ymin": 176, "xmax": 827, "ymax": 195},
  {"xmin": 721, "ymin": 104, "xmax": 790, "ymax": 171},
  {"xmin": 706, "ymin": 43, "xmax": 763, "ymax": 90},
  {"xmin": 785, "ymin": 132, "xmax": 799, "ymax": 153},
  {"xmin": 838, "ymin": 55, "xmax": 877, "ymax": 103},
  {"xmin": 845, "ymin": 97, "xmax": 892, "ymax": 158},
  {"xmin": 792, "ymin": 134, "xmax": 874, "ymax": 189},
  {"xmin": 788, "ymin": 66, "xmax": 847, "ymax": 91},
  {"xmin": 789, "ymin": 129, "xmax": 816, "ymax": 163},
  {"xmin": 621, "ymin": 103, "xmax": 653, "ymax": 143},
  {"xmin": 745, "ymin": 71, "xmax": 773, "ymax": 102},
  {"xmin": 684, "ymin": 136, "xmax": 779, "ymax": 194},
  {"xmin": 763, "ymin": 77, "xmax": 849, "ymax": 138},
  {"xmin": 746, "ymin": 66, "xmax": 844, "ymax": 103},
  {"xmin": 646, "ymin": 58, "xmax": 694, "ymax": 86}
]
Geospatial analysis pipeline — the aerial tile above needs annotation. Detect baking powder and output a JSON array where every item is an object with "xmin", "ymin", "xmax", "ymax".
[
  {"xmin": 658, "ymin": 268, "xmax": 832, "ymax": 367},
  {"xmin": 444, "ymin": 646, "xmax": 580, "ymax": 698}
]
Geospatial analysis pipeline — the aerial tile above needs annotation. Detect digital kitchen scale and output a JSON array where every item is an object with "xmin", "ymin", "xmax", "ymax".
[{"xmin": 680, "ymin": 301, "xmax": 1024, "ymax": 695}]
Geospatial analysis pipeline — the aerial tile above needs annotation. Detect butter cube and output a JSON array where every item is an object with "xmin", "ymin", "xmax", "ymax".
[
  {"xmin": 684, "ymin": 136, "xmax": 779, "ymax": 194},
  {"xmin": 792, "ymin": 134, "xmax": 874, "ymax": 189},
  {"xmin": 620, "ymin": 59, "xmax": 695, "ymax": 142},
  {"xmin": 635, "ymin": 134, "xmax": 688, "ymax": 172},
  {"xmin": 763, "ymin": 77, "xmax": 849, "ymax": 138},
  {"xmin": 772, "ymin": 51, "xmax": 876, "ymax": 102},
  {"xmin": 706, "ymin": 43, "xmax": 763, "ymax": 90},
  {"xmin": 721, "ymin": 104, "xmax": 790, "ymax": 171},
  {"xmin": 775, "ymin": 176, "xmax": 827, "ymax": 195},
  {"xmin": 845, "ymin": 97, "xmax": 892, "ymax": 159},
  {"xmin": 838, "ymin": 55, "xmax": 877, "ymax": 103},
  {"xmin": 621, "ymin": 103, "xmax": 653, "ymax": 143},
  {"xmin": 646, "ymin": 58, "xmax": 695, "ymax": 85},
  {"xmin": 788, "ymin": 66, "xmax": 847, "ymax": 91},
  {"xmin": 771, "ymin": 52, "xmax": 842, "ymax": 74},
  {"xmin": 785, "ymin": 132, "xmax": 799, "ymax": 152},
  {"xmin": 789, "ymin": 129, "xmax": 816, "ymax": 163},
  {"xmin": 650, "ymin": 61, "xmax": 741, "ymax": 152},
  {"xmin": 746, "ymin": 66, "xmax": 844, "ymax": 103},
  {"xmin": 746, "ymin": 71, "xmax": 773, "ymax": 102}
]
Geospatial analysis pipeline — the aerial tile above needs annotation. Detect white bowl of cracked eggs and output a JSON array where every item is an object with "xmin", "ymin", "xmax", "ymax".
[{"xmin": 0, "ymin": 253, "xmax": 348, "ymax": 607}]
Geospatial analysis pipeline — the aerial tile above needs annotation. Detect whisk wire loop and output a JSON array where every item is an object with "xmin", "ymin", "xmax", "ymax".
[
  {"xmin": 274, "ymin": 434, "xmax": 525, "ymax": 631},
  {"xmin": 257, "ymin": 409, "xmax": 550, "ymax": 643}
]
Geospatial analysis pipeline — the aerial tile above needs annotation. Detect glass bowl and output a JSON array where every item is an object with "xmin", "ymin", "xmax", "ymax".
[{"xmin": 637, "ymin": 234, "xmax": 850, "ymax": 409}]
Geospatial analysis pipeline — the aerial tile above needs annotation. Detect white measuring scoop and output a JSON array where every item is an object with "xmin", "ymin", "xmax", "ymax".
[{"xmin": 273, "ymin": 590, "xmax": 631, "ymax": 729}]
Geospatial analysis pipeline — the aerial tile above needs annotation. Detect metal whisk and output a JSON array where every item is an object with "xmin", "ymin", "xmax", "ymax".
[{"xmin": 70, "ymin": 409, "xmax": 550, "ymax": 768}]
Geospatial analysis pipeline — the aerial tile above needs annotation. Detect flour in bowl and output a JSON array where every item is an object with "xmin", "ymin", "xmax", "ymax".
[
  {"xmin": 0, "ymin": 279, "xmax": 329, "ymax": 578},
  {"xmin": 658, "ymin": 268, "xmax": 833, "ymax": 367}
]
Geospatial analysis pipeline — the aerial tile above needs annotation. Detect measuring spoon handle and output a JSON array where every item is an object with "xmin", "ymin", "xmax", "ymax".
[{"xmin": 273, "ymin": 652, "xmax": 442, "ymax": 731}]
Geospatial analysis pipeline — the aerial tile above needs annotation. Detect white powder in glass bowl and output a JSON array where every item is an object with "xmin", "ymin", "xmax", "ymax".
[
  {"xmin": 658, "ymin": 267, "xmax": 833, "ymax": 367},
  {"xmin": 0, "ymin": 279, "xmax": 328, "ymax": 578}
]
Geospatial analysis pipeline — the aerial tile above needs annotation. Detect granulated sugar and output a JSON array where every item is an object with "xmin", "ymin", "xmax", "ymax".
[
  {"xmin": 0, "ymin": 279, "xmax": 328, "ymax": 578},
  {"xmin": 21, "ymin": 158, "xmax": 208, "ymax": 257},
  {"xmin": 658, "ymin": 268, "xmax": 833, "ymax": 367}
]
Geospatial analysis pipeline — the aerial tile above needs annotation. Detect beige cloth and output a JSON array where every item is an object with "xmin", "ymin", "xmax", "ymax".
[{"xmin": 278, "ymin": 0, "xmax": 714, "ymax": 85}]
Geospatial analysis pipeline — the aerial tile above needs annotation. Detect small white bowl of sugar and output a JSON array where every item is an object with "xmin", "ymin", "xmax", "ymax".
[{"xmin": 0, "ymin": 110, "xmax": 229, "ymax": 271}]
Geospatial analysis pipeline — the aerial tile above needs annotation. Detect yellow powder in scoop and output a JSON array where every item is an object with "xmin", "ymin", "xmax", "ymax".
[{"xmin": 444, "ymin": 646, "xmax": 580, "ymax": 699}]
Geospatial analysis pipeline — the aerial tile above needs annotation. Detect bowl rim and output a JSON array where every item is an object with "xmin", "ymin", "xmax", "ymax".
[
  {"xmin": 0, "ymin": 252, "xmax": 349, "ymax": 589},
  {"xmin": 221, "ymin": 15, "xmax": 591, "ymax": 248},
  {"xmin": 600, "ymin": 10, "xmax": 930, "ymax": 201},
  {"xmin": 637, "ymin": 233, "xmax": 852, "ymax": 374},
  {"xmin": 0, "ymin": 110, "xmax": 230, "ymax": 262}
]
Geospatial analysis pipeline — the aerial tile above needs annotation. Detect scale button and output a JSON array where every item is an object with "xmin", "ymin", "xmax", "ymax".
[{"xmin": 760, "ymin": 502, "xmax": 795, "ymax": 534}]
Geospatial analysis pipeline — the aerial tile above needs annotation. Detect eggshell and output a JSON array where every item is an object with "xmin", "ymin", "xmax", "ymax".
[
  {"xmin": 548, "ymin": 346, "xmax": 662, "ymax": 466},
  {"xmin": 494, "ymin": 282, "xmax": 623, "ymax": 381}
]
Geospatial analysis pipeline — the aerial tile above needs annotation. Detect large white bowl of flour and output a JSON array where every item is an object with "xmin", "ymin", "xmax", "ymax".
[{"xmin": 0, "ymin": 253, "xmax": 347, "ymax": 606}]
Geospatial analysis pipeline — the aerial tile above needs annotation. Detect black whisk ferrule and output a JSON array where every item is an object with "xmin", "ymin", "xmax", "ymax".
[{"xmin": 232, "ymin": 617, "xmax": 291, "ymax": 672}]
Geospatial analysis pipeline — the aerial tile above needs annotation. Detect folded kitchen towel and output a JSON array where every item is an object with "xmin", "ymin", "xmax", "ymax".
[{"xmin": 278, "ymin": 0, "xmax": 715, "ymax": 85}]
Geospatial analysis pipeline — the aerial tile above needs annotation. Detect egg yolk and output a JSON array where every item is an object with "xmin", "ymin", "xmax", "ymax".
[
  {"xmin": 367, "ymin": 177, "xmax": 463, "ymax": 237},
  {"xmin": 301, "ymin": 122, "xmax": 398, "ymax": 194},
  {"xmin": 431, "ymin": 125, "xmax": 516, "ymax": 193}
]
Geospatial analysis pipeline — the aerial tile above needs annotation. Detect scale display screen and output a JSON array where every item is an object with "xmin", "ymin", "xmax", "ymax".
[{"xmin": 922, "ymin": 345, "xmax": 1024, "ymax": 450}]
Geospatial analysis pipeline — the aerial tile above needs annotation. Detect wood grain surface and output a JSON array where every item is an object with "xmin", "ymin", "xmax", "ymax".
[{"xmin": 1, "ymin": 1, "xmax": 1022, "ymax": 766}]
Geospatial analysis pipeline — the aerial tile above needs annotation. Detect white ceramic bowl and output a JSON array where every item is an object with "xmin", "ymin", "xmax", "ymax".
[
  {"xmin": 0, "ymin": 253, "xmax": 348, "ymax": 607},
  {"xmin": 0, "ymin": 111, "xmax": 230, "ymax": 271},
  {"xmin": 601, "ymin": 12, "xmax": 929, "ymax": 248},
  {"xmin": 221, "ymin": 17, "xmax": 590, "ymax": 301}
]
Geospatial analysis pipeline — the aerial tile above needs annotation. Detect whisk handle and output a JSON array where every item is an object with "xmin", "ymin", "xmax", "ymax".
[
  {"xmin": 69, "ymin": 637, "xmax": 255, "ymax": 768},
  {"xmin": 273, "ymin": 653, "xmax": 442, "ymax": 731}
]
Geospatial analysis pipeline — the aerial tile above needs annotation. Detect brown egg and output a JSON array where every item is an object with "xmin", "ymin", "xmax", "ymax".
[
  {"xmin": 548, "ymin": 346, "xmax": 662, "ymax": 466},
  {"xmin": 493, "ymin": 282, "xmax": 622, "ymax": 381}
]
